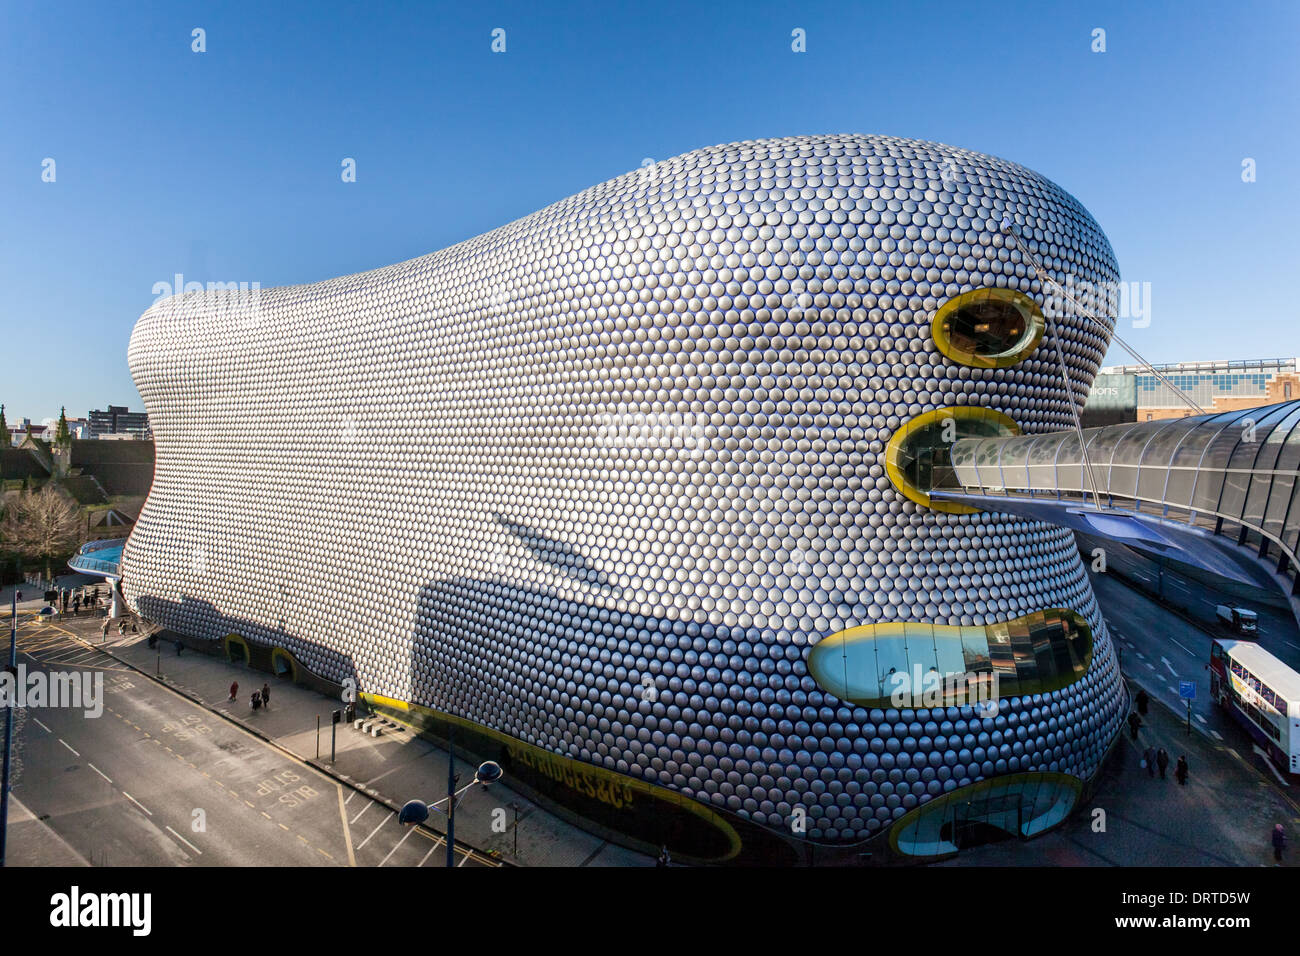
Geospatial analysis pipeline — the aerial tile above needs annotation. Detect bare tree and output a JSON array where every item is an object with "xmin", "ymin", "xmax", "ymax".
[{"xmin": 1, "ymin": 487, "xmax": 82, "ymax": 582}]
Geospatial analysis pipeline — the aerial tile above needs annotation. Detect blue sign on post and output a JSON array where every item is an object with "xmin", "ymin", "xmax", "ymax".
[{"xmin": 1179, "ymin": 681, "xmax": 1197, "ymax": 701}]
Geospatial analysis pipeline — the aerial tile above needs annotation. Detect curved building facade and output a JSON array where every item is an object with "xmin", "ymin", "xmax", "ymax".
[{"xmin": 124, "ymin": 134, "xmax": 1126, "ymax": 860}]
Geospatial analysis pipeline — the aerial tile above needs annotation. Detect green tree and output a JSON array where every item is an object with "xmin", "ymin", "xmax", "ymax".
[
  {"xmin": 0, "ymin": 403, "xmax": 10, "ymax": 446},
  {"xmin": 55, "ymin": 406, "xmax": 72, "ymax": 446}
]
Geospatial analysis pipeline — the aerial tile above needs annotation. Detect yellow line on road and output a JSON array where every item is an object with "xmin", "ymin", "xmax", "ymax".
[{"xmin": 337, "ymin": 784, "xmax": 357, "ymax": 867}]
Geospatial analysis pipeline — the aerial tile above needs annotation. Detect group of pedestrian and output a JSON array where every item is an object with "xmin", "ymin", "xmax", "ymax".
[
  {"xmin": 1133, "ymin": 688, "xmax": 1189, "ymax": 785},
  {"xmin": 230, "ymin": 681, "xmax": 272, "ymax": 712},
  {"xmin": 1140, "ymin": 744, "xmax": 1186, "ymax": 783}
]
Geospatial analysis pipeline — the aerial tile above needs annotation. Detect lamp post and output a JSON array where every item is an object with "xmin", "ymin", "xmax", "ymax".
[{"xmin": 399, "ymin": 756, "xmax": 503, "ymax": 866}]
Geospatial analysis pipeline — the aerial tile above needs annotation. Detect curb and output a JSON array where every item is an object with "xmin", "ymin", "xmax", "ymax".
[{"xmin": 60, "ymin": 626, "xmax": 511, "ymax": 867}]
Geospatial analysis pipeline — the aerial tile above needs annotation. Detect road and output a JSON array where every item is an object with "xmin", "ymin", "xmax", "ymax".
[
  {"xmin": 2, "ymin": 614, "xmax": 497, "ymax": 866},
  {"xmin": 1089, "ymin": 565, "xmax": 1298, "ymax": 789}
]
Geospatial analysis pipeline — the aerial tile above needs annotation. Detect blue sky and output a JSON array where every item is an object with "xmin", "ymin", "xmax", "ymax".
[{"xmin": 2, "ymin": 0, "xmax": 1296, "ymax": 423}]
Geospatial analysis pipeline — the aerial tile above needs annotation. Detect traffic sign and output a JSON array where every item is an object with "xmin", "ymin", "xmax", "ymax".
[{"xmin": 1179, "ymin": 681, "xmax": 1197, "ymax": 700}]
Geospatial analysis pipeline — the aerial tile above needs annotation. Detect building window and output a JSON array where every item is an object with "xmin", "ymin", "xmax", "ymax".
[
  {"xmin": 1286, "ymin": 383, "xmax": 1293, "ymax": 399},
  {"xmin": 930, "ymin": 288, "xmax": 1045, "ymax": 368},
  {"xmin": 1146, "ymin": 413, "xmax": 1153, "ymax": 421}
]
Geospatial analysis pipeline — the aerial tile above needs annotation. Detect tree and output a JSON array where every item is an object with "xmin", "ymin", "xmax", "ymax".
[
  {"xmin": 54, "ymin": 406, "xmax": 71, "ymax": 447},
  {"xmin": 0, "ymin": 486, "xmax": 82, "ymax": 582},
  {"xmin": 0, "ymin": 403, "xmax": 10, "ymax": 446}
]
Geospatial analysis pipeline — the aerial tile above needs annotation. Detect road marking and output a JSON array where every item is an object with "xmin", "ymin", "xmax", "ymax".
[
  {"xmin": 1167, "ymin": 637, "xmax": 1194, "ymax": 656},
  {"xmin": 1161, "ymin": 656, "xmax": 1179, "ymax": 678},
  {"xmin": 318, "ymin": 847, "xmax": 333, "ymax": 860},
  {"xmin": 297, "ymin": 834, "xmax": 310, "ymax": 845},
  {"xmin": 344, "ymin": 790, "xmax": 357, "ymax": 805},
  {"xmin": 378, "ymin": 826, "xmax": 415, "ymax": 867},
  {"xmin": 1144, "ymin": 661, "xmax": 1156, "ymax": 671},
  {"xmin": 31, "ymin": 717, "xmax": 51, "ymax": 733},
  {"xmin": 355, "ymin": 814, "xmax": 390, "ymax": 850},
  {"xmin": 165, "ymin": 825, "xmax": 202, "ymax": 855},
  {"xmin": 337, "ymin": 785, "xmax": 357, "ymax": 867},
  {"xmin": 1210, "ymin": 730, "xmax": 1224, "ymax": 740},
  {"xmin": 245, "ymin": 800, "xmax": 256, "ymax": 809},
  {"xmin": 457, "ymin": 849, "xmax": 470, "ymax": 867},
  {"xmin": 1285, "ymin": 641, "xmax": 1300, "ymax": 651},
  {"xmin": 350, "ymin": 801, "xmax": 373, "ymax": 825},
  {"xmin": 1136, "ymin": 651, "xmax": 1146, "ymax": 660},
  {"xmin": 122, "ymin": 791, "xmax": 153, "ymax": 816},
  {"xmin": 416, "ymin": 838, "xmax": 443, "ymax": 867},
  {"xmin": 1253, "ymin": 745, "xmax": 1290, "ymax": 786},
  {"xmin": 88, "ymin": 763, "xmax": 112, "ymax": 783},
  {"xmin": 261, "ymin": 811, "xmax": 272, "ymax": 820},
  {"xmin": 1168, "ymin": 686, "xmax": 1179, "ymax": 696},
  {"xmin": 1195, "ymin": 713, "xmax": 1207, "ymax": 725},
  {"xmin": 279, "ymin": 823, "xmax": 290, "ymax": 831},
  {"xmin": 58, "ymin": 738, "xmax": 80, "ymax": 757}
]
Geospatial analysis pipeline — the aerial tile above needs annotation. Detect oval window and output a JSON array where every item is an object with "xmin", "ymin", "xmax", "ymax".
[
  {"xmin": 885, "ymin": 406, "xmax": 1021, "ymax": 512},
  {"xmin": 932, "ymin": 288, "xmax": 1045, "ymax": 368}
]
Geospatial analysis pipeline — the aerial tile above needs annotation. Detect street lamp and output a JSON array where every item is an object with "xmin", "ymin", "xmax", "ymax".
[{"xmin": 399, "ymin": 758, "xmax": 503, "ymax": 866}]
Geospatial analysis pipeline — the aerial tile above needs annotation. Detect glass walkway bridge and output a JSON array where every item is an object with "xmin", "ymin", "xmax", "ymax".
[
  {"xmin": 923, "ymin": 400, "xmax": 1300, "ymax": 609},
  {"xmin": 68, "ymin": 537, "xmax": 126, "ymax": 580}
]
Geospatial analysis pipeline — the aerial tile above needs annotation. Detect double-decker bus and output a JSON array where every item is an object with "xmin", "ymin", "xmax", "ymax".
[{"xmin": 1209, "ymin": 638, "xmax": 1300, "ymax": 777}]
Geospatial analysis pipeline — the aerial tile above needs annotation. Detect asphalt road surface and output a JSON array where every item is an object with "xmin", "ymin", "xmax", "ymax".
[
  {"xmin": 1089, "ymin": 565, "xmax": 1300, "ymax": 790},
  {"xmin": 2, "ymin": 616, "xmax": 497, "ymax": 867}
]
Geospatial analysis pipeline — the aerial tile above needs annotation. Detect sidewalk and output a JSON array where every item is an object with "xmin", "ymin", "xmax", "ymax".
[
  {"xmin": 940, "ymin": 673, "xmax": 1300, "ymax": 866},
  {"xmin": 42, "ymin": 613, "xmax": 653, "ymax": 867}
]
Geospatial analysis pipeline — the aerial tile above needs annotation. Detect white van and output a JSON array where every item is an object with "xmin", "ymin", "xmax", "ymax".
[{"xmin": 1216, "ymin": 604, "xmax": 1258, "ymax": 635}]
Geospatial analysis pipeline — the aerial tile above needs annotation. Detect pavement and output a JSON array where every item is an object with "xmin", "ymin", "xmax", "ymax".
[
  {"xmin": 5, "ymin": 561, "xmax": 1299, "ymax": 867},
  {"xmin": 3, "ymin": 608, "xmax": 653, "ymax": 867}
]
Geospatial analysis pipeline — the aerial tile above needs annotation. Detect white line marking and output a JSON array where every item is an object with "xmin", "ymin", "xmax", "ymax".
[
  {"xmin": 88, "ymin": 763, "xmax": 112, "ymax": 783},
  {"xmin": 1253, "ymin": 745, "xmax": 1289, "ymax": 786},
  {"xmin": 31, "ymin": 717, "xmax": 51, "ymax": 733},
  {"xmin": 417, "ymin": 838, "xmax": 443, "ymax": 867},
  {"xmin": 1168, "ymin": 637, "xmax": 1194, "ymax": 656},
  {"xmin": 1144, "ymin": 661, "xmax": 1156, "ymax": 671},
  {"xmin": 457, "ymin": 849, "xmax": 470, "ymax": 867},
  {"xmin": 1161, "ymin": 657, "xmax": 1179, "ymax": 678},
  {"xmin": 58, "ymin": 738, "xmax": 80, "ymax": 757},
  {"xmin": 378, "ymin": 826, "xmax": 415, "ymax": 867},
  {"xmin": 165, "ymin": 825, "xmax": 202, "ymax": 855},
  {"xmin": 344, "ymin": 790, "xmax": 357, "ymax": 805},
  {"xmin": 1136, "ymin": 651, "xmax": 1146, "ymax": 660},
  {"xmin": 122, "ymin": 791, "xmax": 153, "ymax": 816},
  {"xmin": 1210, "ymin": 730, "xmax": 1224, "ymax": 741},
  {"xmin": 349, "ymin": 801, "xmax": 372, "ymax": 825},
  {"xmin": 1168, "ymin": 687, "xmax": 1179, "ymax": 697},
  {"xmin": 356, "ymin": 811, "xmax": 390, "ymax": 848},
  {"xmin": 1285, "ymin": 641, "xmax": 1300, "ymax": 651},
  {"xmin": 1194, "ymin": 713, "xmax": 1207, "ymax": 725},
  {"xmin": 355, "ymin": 814, "xmax": 390, "ymax": 850}
]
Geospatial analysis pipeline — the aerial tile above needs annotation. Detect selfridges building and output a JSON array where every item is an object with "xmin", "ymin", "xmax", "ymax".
[{"xmin": 124, "ymin": 134, "xmax": 1127, "ymax": 864}]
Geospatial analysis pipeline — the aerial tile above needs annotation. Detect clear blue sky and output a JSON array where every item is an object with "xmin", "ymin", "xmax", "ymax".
[{"xmin": 2, "ymin": 0, "xmax": 1296, "ymax": 424}]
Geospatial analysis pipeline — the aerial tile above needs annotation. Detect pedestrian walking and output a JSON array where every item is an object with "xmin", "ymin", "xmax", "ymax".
[
  {"xmin": 1273, "ymin": 824, "xmax": 1286, "ymax": 863},
  {"xmin": 261, "ymin": 683, "xmax": 271, "ymax": 709},
  {"xmin": 72, "ymin": 595, "xmax": 81, "ymax": 615},
  {"xmin": 229, "ymin": 681, "xmax": 239, "ymax": 701},
  {"xmin": 15, "ymin": 590, "xmax": 22, "ymax": 602},
  {"xmin": 100, "ymin": 618, "xmax": 109, "ymax": 639},
  {"xmin": 251, "ymin": 691, "xmax": 262, "ymax": 711},
  {"xmin": 656, "ymin": 845, "xmax": 671, "ymax": 867},
  {"xmin": 1143, "ymin": 746, "xmax": 1156, "ymax": 777},
  {"xmin": 1136, "ymin": 689, "xmax": 1149, "ymax": 716},
  {"xmin": 1175, "ymin": 755, "xmax": 1188, "ymax": 786},
  {"xmin": 1156, "ymin": 748, "xmax": 1169, "ymax": 780},
  {"xmin": 1127, "ymin": 711, "xmax": 1142, "ymax": 741}
]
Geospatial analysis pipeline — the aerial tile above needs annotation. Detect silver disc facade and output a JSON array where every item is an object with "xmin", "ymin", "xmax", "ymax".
[{"xmin": 124, "ymin": 134, "xmax": 1127, "ymax": 847}]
